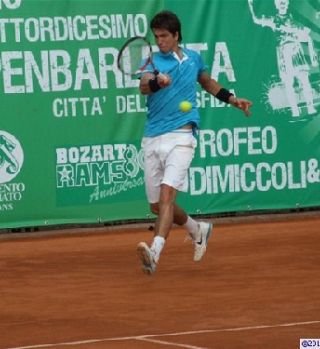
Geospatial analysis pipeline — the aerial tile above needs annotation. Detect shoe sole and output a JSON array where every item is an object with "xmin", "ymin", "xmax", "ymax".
[{"xmin": 137, "ymin": 242, "xmax": 155, "ymax": 275}]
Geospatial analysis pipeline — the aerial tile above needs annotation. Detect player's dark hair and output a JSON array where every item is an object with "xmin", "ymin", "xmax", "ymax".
[{"xmin": 150, "ymin": 11, "xmax": 182, "ymax": 42}]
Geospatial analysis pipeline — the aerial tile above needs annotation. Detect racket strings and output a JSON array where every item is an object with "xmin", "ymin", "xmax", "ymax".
[{"xmin": 118, "ymin": 39, "xmax": 152, "ymax": 76}]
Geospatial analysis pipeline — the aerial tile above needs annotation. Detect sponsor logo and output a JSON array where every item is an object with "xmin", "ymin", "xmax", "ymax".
[
  {"xmin": 0, "ymin": 130, "xmax": 25, "ymax": 211},
  {"xmin": 0, "ymin": 130, "xmax": 24, "ymax": 184},
  {"xmin": 55, "ymin": 143, "xmax": 144, "ymax": 205}
]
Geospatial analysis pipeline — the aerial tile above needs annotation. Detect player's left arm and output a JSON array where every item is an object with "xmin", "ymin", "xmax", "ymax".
[{"xmin": 198, "ymin": 71, "xmax": 252, "ymax": 116}]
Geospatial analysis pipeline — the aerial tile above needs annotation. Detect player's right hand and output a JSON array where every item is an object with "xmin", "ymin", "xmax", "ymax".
[{"xmin": 157, "ymin": 73, "xmax": 171, "ymax": 88}]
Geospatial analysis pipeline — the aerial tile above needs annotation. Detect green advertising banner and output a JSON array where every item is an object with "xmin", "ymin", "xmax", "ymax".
[{"xmin": 0, "ymin": 0, "xmax": 319, "ymax": 229}]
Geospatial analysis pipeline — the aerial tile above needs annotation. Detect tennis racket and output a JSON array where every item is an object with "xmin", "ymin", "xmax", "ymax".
[{"xmin": 117, "ymin": 36, "xmax": 159, "ymax": 77}]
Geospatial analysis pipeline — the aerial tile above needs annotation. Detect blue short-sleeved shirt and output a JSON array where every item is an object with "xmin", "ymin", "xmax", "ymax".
[{"xmin": 143, "ymin": 47, "xmax": 206, "ymax": 137}]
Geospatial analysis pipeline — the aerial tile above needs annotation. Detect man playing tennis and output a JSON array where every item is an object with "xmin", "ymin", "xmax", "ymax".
[{"xmin": 137, "ymin": 10, "xmax": 252, "ymax": 274}]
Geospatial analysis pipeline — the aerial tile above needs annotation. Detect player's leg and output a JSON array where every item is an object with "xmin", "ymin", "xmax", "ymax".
[
  {"xmin": 137, "ymin": 132, "xmax": 212, "ymax": 274},
  {"xmin": 150, "ymin": 201, "xmax": 191, "ymax": 226},
  {"xmin": 137, "ymin": 136, "xmax": 163, "ymax": 274},
  {"xmin": 161, "ymin": 133, "xmax": 213, "ymax": 261},
  {"xmin": 150, "ymin": 200, "xmax": 212, "ymax": 260},
  {"xmin": 151, "ymin": 183, "xmax": 176, "ymax": 259},
  {"xmin": 137, "ymin": 183, "xmax": 180, "ymax": 274}
]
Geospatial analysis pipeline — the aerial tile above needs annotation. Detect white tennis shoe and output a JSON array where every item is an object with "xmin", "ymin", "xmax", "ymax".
[
  {"xmin": 137, "ymin": 242, "xmax": 157, "ymax": 274},
  {"xmin": 193, "ymin": 222, "xmax": 213, "ymax": 261}
]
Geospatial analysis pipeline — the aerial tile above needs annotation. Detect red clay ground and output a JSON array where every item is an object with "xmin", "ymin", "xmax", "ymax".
[{"xmin": 0, "ymin": 214, "xmax": 319, "ymax": 349}]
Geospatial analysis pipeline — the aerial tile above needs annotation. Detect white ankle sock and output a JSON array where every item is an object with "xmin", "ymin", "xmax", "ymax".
[
  {"xmin": 184, "ymin": 216, "xmax": 199, "ymax": 238},
  {"xmin": 151, "ymin": 236, "xmax": 165, "ymax": 263}
]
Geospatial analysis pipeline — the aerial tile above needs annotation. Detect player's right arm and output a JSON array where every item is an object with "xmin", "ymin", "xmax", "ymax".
[
  {"xmin": 139, "ymin": 73, "xmax": 171, "ymax": 95},
  {"xmin": 139, "ymin": 72, "xmax": 156, "ymax": 95}
]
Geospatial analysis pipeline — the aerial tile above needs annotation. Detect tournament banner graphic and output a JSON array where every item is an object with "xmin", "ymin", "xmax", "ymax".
[{"xmin": 0, "ymin": 0, "xmax": 319, "ymax": 229}]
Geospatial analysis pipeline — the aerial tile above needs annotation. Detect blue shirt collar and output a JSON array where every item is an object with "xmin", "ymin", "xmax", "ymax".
[{"xmin": 158, "ymin": 47, "xmax": 189, "ymax": 62}]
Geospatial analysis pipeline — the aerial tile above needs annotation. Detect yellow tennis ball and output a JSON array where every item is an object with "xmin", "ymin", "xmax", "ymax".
[{"xmin": 179, "ymin": 101, "xmax": 192, "ymax": 112}]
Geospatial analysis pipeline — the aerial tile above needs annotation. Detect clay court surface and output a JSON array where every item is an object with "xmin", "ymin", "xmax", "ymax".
[{"xmin": 0, "ymin": 213, "xmax": 319, "ymax": 349}]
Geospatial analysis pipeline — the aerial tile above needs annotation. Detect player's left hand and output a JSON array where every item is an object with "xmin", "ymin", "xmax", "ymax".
[{"xmin": 230, "ymin": 97, "xmax": 252, "ymax": 116}]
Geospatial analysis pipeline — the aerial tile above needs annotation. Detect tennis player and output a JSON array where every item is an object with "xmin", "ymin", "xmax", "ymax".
[{"xmin": 137, "ymin": 10, "xmax": 252, "ymax": 274}]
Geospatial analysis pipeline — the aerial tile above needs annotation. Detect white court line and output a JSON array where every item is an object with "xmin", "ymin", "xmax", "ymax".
[
  {"xmin": 137, "ymin": 337, "xmax": 209, "ymax": 349},
  {"xmin": 3, "ymin": 320, "xmax": 320, "ymax": 349},
  {"xmin": 136, "ymin": 336, "xmax": 209, "ymax": 349}
]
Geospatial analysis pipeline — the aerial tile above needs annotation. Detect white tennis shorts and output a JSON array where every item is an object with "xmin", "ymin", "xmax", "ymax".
[{"xmin": 142, "ymin": 130, "xmax": 197, "ymax": 204}]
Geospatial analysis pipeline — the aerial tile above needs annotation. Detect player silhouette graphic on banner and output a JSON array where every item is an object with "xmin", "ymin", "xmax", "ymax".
[{"xmin": 248, "ymin": 0, "xmax": 319, "ymax": 118}]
